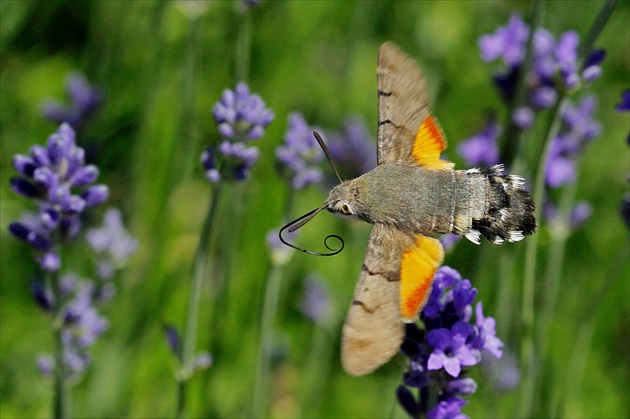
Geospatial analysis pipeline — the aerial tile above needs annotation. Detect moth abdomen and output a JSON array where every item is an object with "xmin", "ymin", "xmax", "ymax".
[{"xmin": 459, "ymin": 165, "xmax": 537, "ymax": 244}]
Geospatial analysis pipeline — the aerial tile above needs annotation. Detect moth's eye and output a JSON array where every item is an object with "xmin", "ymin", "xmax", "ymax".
[{"xmin": 340, "ymin": 203, "xmax": 352, "ymax": 215}]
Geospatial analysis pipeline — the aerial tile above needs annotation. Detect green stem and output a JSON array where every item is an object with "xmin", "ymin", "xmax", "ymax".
[
  {"xmin": 178, "ymin": 183, "xmax": 223, "ymax": 418},
  {"xmin": 555, "ymin": 246, "xmax": 628, "ymax": 417},
  {"xmin": 499, "ymin": 0, "xmax": 543, "ymax": 166},
  {"xmin": 539, "ymin": 176, "xmax": 578, "ymax": 351},
  {"xmin": 577, "ymin": 0, "xmax": 618, "ymax": 64},
  {"xmin": 519, "ymin": 95, "xmax": 567, "ymax": 418},
  {"xmin": 252, "ymin": 262, "xmax": 284, "ymax": 417},
  {"xmin": 252, "ymin": 189, "xmax": 295, "ymax": 416},
  {"xmin": 48, "ymin": 270, "xmax": 68, "ymax": 419},
  {"xmin": 181, "ymin": 15, "xmax": 200, "ymax": 179},
  {"xmin": 519, "ymin": 2, "xmax": 617, "ymax": 415},
  {"xmin": 236, "ymin": 9, "xmax": 252, "ymax": 83}
]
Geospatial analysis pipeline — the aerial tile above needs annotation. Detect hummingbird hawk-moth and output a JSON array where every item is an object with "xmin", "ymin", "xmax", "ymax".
[{"xmin": 280, "ymin": 42, "xmax": 536, "ymax": 376}]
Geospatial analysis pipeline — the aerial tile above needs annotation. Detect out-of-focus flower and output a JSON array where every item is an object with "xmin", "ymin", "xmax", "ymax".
[
  {"xmin": 427, "ymin": 396, "xmax": 469, "ymax": 419},
  {"xmin": 545, "ymin": 95, "xmax": 601, "ymax": 188},
  {"xmin": 478, "ymin": 13, "xmax": 529, "ymax": 67},
  {"xmin": 86, "ymin": 208, "xmax": 138, "ymax": 280},
  {"xmin": 9, "ymin": 123, "xmax": 109, "ymax": 271},
  {"xmin": 275, "ymin": 112, "xmax": 324, "ymax": 189},
  {"xmin": 397, "ymin": 266, "xmax": 503, "ymax": 418},
  {"xmin": 615, "ymin": 92, "xmax": 630, "ymax": 227},
  {"xmin": 299, "ymin": 276, "xmax": 333, "ymax": 326},
  {"xmin": 41, "ymin": 72, "xmax": 103, "ymax": 130},
  {"xmin": 440, "ymin": 234, "xmax": 461, "ymax": 252},
  {"xmin": 212, "ymin": 82, "xmax": 274, "ymax": 141},
  {"xmin": 205, "ymin": 82, "xmax": 273, "ymax": 183},
  {"xmin": 326, "ymin": 117, "xmax": 376, "ymax": 181},
  {"xmin": 457, "ymin": 119, "xmax": 500, "ymax": 167},
  {"xmin": 242, "ymin": 0, "xmax": 262, "ymax": 6},
  {"xmin": 266, "ymin": 228, "xmax": 298, "ymax": 266},
  {"xmin": 480, "ymin": 14, "xmax": 605, "ymax": 129},
  {"xmin": 615, "ymin": 89, "xmax": 630, "ymax": 112},
  {"xmin": 35, "ymin": 275, "xmax": 109, "ymax": 379}
]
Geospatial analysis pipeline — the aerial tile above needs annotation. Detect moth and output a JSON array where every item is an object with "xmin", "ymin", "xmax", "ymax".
[{"xmin": 280, "ymin": 42, "xmax": 536, "ymax": 376}]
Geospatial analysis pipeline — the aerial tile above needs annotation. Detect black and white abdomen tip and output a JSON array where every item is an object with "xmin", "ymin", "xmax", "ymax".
[{"xmin": 465, "ymin": 165, "xmax": 537, "ymax": 245}]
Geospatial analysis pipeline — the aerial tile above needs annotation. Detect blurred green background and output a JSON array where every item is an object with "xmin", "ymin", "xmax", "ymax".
[{"xmin": 1, "ymin": 0, "xmax": 628, "ymax": 418}]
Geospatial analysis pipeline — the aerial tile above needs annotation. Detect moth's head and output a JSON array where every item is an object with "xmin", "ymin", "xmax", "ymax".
[{"xmin": 325, "ymin": 181, "xmax": 360, "ymax": 217}]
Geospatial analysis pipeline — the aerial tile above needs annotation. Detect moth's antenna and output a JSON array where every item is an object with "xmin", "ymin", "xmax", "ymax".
[
  {"xmin": 279, "ymin": 205, "xmax": 344, "ymax": 256},
  {"xmin": 313, "ymin": 131, "xmax": 343, "ymax": 184}
]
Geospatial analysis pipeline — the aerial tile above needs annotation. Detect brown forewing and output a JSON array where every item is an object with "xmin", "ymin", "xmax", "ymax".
[
  {"xmin": 377, "ymin": 41, "xmax": 431, "ymax": 166},
  {"xmin": 341, "ymin": 224, "xmax": 416, "ymax": 376}
]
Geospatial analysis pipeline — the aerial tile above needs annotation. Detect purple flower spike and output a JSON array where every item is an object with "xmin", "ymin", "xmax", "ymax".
[
  {"xmin": 473, "ymin": 302, "xmax": 504, "ymax": 359},
  {"xmin": 457, "ymin": 119, "xmax": 500, "ymax": 167},
  {"xmin": 41, "ymin": 72, "xmax": 103, "ymax": 130},
  {"xmin": 163, "ymin": 324, "xmax": 181, "ymax": 356},
  {"xmin": 326, "ymin": 117, "xmax": 377, "ymax": 180},
  {"xmin": 427, "ymin": 396, "xmax": 469, "ymax": 419},
  {"xmin": 427, "ymin": 323, "xmax": 478, "ymax": 377},
  {"xmin": 448, "ymin": 377, "xmax": 478, "ymax": 395},
  {"xmin": 616, "ymin": 89, "xmax": 630, "ymax": 112},
  {"xmin": 452, "ymin": 280, "xmax": 477, "ymax": 319},
  {"xmin": 86, "ymin": 208, "xmax": 138, "ymax": 280},
  {"xmin": 399, "ymin": 266, "xmax": 504, "ymax": 417},
  {"xmin": 204, "ymin": 82, "xmax": 273, "ymax": 183},
  {"xmin": 275, "ymin": 112, "xmax": 324, "ymax": 189},
  {"xmin": 478, "ymin": 13, "xmax": 529, "ymax": 67},
  {"xmin": 9, "ymin": 123, "xmax": 109, "ymax": 274},
  {"xmin": 212, "ymin": 82, "xmax": 274, "ymax": 141}
]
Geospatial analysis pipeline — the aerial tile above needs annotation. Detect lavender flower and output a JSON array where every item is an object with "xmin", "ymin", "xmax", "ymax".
[
  {"xmin": 543, "ymin": 199, "xmax": 593, "ymax": 231},
  {"xmin": 616, "ymin": 91, "xmax": 630, "ymax": 227},
  {"xmin": 440, "ymin": 234, "xmax": 461, "ymax": 252},
  {"xmin": 545, "ymin": 95, "xmax": 601, "ymax": 188},
  {"xmin": 86, "ymin": 208, "xmax": 138, "ymax": 280},
  {"xmin": 480, "ymin": 14, "xmax": 606, "ymax": 127},
  {"xmin": 478, "ymin": 13, "xmax": 530, "ymax": 67},
  {"xmin": 275, "ymin": 112, "xmax": 324, "ymax": 189},
  {"xmin": 326, "ymin": 117, "xmax": 377, "ymax": 180},
  {"xmin": 616, "ymin": 89, "xmax": 630, "ymax": 112},
  {"xmin": 204, "ymin": 82, "xmax": 273, "ymax": 183},
  {"xmin": 426, "ymin": 324, "xmax": 479, "ymax": 377},
  {"xmin": 266, "ymin": 228, "xmax": 298, "ymax": 266},
  {"xmin": 41, "ymin": 72, "xmax": 103, "ymax": 130},
  {"xmin": 456, "ymin": 119, "xmax": 500, "ymax": 167},
  {"xmin": 299, "ymin": 276, "xmax": 333, "ymax": 326},
  {"xmin": 9, "ymin": 123, "xmax": 109, "ymax": 271},
  {"xmin": 482, "ymin": 350, "xmax": 521, "ymax": 392},
  {"xmin": 162, "ymin": 324, "xmax": 212, "ymax": 377},
  {"xmin": 35, "ymin": 275, "xmax": 109, "ymax": 379},
  {"xmin": 398, "ymin": 266, "xmax": 503, "ymax": 418},
  {"xmin": 212, "ymin": 82, "xmax": 274, "ymax": 141}
]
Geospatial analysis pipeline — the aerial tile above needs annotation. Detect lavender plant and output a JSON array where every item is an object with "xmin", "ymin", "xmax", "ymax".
[
  {"xmin": 176, "ymin": 81, "xmax": 274, "ymax": 417},
  {"xmin": 41, "ymin": 72, "xmax": 104, "ymax": 131},
  {"xmin": 275, "ymin": 112, "xmax": 324, "ymax": 190},
  {"xmin": 466, "ymin": 4, "xmax": 616, "ymax": 417},
  {"xmin": 617, "ymin": 90, "xmax": 630, "ymax": 227},
  {"xmin": 397, "ymin": 267, "xmax": 503, "ymax": 419},
  {"xmin": 9, "ymin": 123, "xmax": 109, "ymax": 271},
  {"xmin": 252, "ymin": 112, "xmax": 326, "ymax": 416},
  {"xmin": 7, "ymin": 123, "xmax": 124, "ymax": 416},
  {"xmin": 325, "ymin": 117, "xmax": 377, "ymax": 180}
]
